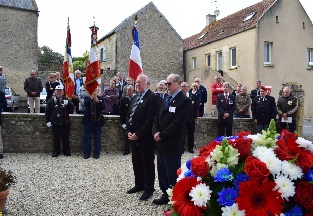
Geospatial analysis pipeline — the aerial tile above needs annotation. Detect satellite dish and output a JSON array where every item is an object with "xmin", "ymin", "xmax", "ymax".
[{"xmin": 214, "ymin": 10, "xmax": 220, "ymax": 17}]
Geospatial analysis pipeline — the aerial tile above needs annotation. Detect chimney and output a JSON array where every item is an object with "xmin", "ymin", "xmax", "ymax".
[{"xmin": 206, "ymin": 14, "xmax": 216, "ymax": 26}]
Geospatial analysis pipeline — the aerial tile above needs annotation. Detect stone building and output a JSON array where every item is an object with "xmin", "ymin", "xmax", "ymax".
[
  {"xmin": 183, "ymin": 0, "xmax": 313, "ymax": 117},
  {"xmin": 0, "ymin": 0, "xmax": 38, "ymax": 95},
  {"xmin": 97, "ymin": 2, "xmax": 183, "ymax": 85}
]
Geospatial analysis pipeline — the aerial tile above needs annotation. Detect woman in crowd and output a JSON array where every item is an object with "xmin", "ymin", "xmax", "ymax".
[
  {"xmin": 189, "ymin": 83, "xmax": 201, "ymax": 117},
  {"xmin": 102, "ymin": 79, "xmax": 119, "ymax": 115},
  {"xmin": 232, "ymin": 83, "xmax": 242, "ymax": 96}
]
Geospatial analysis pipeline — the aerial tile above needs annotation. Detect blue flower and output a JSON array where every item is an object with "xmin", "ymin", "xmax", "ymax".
[
  {"xmin": 234, "ymin": 173, "xmax": 249, "ymax": 190},
  {"xmin": 227, "ymin": 135, "xmax": 238, "ymax": 141},
  {"xmin": 304, "ymin": 169, "xmax": 313, "ymax": 181},
  {"xmin": 184, "ymin": 170, "xmax": 195, "ymax": 178},
  {"xmin": 284, "ymin": 205, "xmax": 303, "ymax": 216},
  {"xmin": 217, "ymin": 187, "xmax": 238, "ymax": 207},
  {"xmin": 215, "ymin": 136, "xmax": 225, "ymax": 142},
  {"xmin": 276, "ymin": 135, "xmax": 280, "ymax": 140},
  {"xmin": 186, "ymin": 159, "xmax": 192, "ymax": 170},
  {"xmin": 214, "ymin": 168, "xmax": 233, "ymax": 182}
]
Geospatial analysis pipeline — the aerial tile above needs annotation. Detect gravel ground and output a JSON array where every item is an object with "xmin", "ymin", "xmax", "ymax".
[{"xmin": 0, "ymin": 151, "xmax": 196, "ymax": 216}]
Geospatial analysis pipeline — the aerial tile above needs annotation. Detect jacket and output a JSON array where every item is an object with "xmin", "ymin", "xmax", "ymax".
[
  {"xmin": 45, "ymin": 97, "xmax": 74, "ymax": 126},
  {"xmin": 235, "ymin": 94, "xmax": 251, "ymax": 116},
  {"xmin": 83, "ymin": 96, "xmax": 105, "ymax": 126},
  {"xmin": 24, "ymin": 77, "xmax": 43, "ymax": 97},
  {"xmin": 276, "ymin": 94, "xmax": 298, "ymax": 120},
  {"xmin": 210, "ymin": 82, "xmax": 224, "ymax": 105},
  {"xmin": 252, "ymin": 95, "xmax": 277, "ymax": 124}
]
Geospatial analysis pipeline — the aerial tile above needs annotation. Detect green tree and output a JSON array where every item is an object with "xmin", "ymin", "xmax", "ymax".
[{"xmin": 38, "ymin": 46, "xmax": 63, "ymax": 71}]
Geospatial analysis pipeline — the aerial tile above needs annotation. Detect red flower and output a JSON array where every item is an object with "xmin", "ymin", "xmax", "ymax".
[
  {"xmin": 294, "ymin": 181, "xmax": 313, "ymax": 209},
  {"xmin": 198, "ymin": 140, "xmax": 220, "ymax": 158},
  {"xmin": 172, "ymin": 177, "xmax": 203, "ymax": 216},
  {"xmin": 235, "ymin": 131, "xmax": 251, "ymax": 136},
  {"xmin": 244, "ymin": 156, "xmax": 270, "ymax": 182},
  {"xmin": 177, "ymin": 167, "xmax": 182, "ymax": 176},
  {"xmin": 280, "ymin": 129, "xmax": 298, "ymax": 142},
  {"xmin": 229, "ymin": 136, "xmax": 252, "ymax": 158},
  {"xmin": 191, "ymin": 157, "xmax": 210, "ymax": 177},
  {"xmin": 236, "ymin": 179, "xmax": 284, "ymax": 216}
]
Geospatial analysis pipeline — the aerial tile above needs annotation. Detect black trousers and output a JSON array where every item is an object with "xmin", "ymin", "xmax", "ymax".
[
  {"xmin": 72, "ymin": 98, "xmax": 80, "ymax": 114},
  {"xmin": 183, "ymin": 120, "xmax": 195, "ymax": 150},
  {"xmin": 52, "ymin": 125, "xmax": 70, "ymax": 154},
  {"xmin": 218, "ymin": 119, "xmax": 233, "ymax": 137},
  {"xmin": 123, "ymin": 130, "xmax": 130, "ymax": 153},
  {"xmin": 131, "ymin": 141, "xmax": 155, "ymax": 190},
  {"xmin": 199, "ymin": 104, "xmax": 205, "ymax": 117}
]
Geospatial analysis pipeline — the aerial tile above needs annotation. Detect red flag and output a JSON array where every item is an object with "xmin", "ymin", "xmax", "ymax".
[
  {"xmin": 128, "ymin": 19, "xmax": 142, "ymax": 81},
  {"xmin": 62, "ymin": 22, "xmax": 75, "ymax": 99},
  {"xmin": 85, "ymin": 24, "xmax": 101, "ymax": 96}
]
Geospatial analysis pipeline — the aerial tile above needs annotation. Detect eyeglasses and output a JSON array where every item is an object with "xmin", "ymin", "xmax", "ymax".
[
  {"xmin": 165, "ymin": 82, "xmax": 174, "ymax": 86},
  {"xmin": 181, "ymin": 86, "xmax": 188, "ymax": 88}
]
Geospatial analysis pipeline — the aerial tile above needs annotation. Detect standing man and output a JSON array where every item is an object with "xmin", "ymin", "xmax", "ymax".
[
  {"xmin": 72, "ymin": 70, "xmax": 84, "ymax": 114},
  {"xmin": 155, "ymin": 82, "xmax": 168, "ymax": 101},
  {"xmin": 216, "ymin": 82, "xmax": 236, "ymax": 137},
  {"xmin": 0, "ymin": 66, "xmax": 7, "ymax": 92},
  {"xmin": 152, "ymin": 74, "xmax": 191, "ymax": 205},
  {"xmin": 235, "ymin": 86, "xmax": 251, "ymax": 118},
  {"xmin": 252, "ymin": 86, "xmax": 277, "ymax": 133},
  {"xmin": 24, "ymin": 69, "xmax": 43, "ymax": 113},
  {"xmin": 126, "ymin": 74, "xmax": 160, "ymax": 201},
  {"xmin": 250, "ymin": 80, "xmax": 262, "ymax": 111},
  {"xmin": 119, "ymin": 85, "xmax": 135, "ymax": 155},
  {"xmin": 210, "ymin": 74, "xmax": 224, "ymax": 117},
  {"xmin": 45, "ymin": 85, "xmax": 74, "ymax": 157},
  {"xmin": 181, "ymin": 82, "xmax": 197, "ymax": 153},
  {"xmin": 55, "ymin": 72, "xmax": 64, "ymax": 88},
  {"xmin": 277, "ymin": 86, "xmax": 298, "ymax": 132},
  {"xmin": 82, "ymin": 87, "xmax": 105, "ymax": 159},
  {"xmin": 45, "ymin": 73, "xmax": 60, "ymax": 101},
  {"xmin": 193, "ymin": 78, "xmax": 207, "ymax": 117}
]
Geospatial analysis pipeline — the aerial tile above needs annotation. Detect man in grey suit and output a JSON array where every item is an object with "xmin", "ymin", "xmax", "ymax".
[{"xmin": 152, "ymin": 74, "xmax": 191, "ymax": 205}]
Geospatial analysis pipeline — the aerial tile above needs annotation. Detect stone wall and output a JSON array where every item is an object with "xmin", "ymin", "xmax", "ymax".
[
  {"xmin": 1, "ymin": 113, "xmax": 256, "ymax": 153},
  {"xmin": 0, "ymin": 4, "xmax": 38, "ymax": 96}
]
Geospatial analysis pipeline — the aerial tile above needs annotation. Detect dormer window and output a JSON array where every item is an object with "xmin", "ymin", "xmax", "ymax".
[
  {"xmin": 198, "ymin": 33, "xmax": 206, "ymax": 40},
  {"xmin": 243, "ymin": 12, "xmax": 256, "ymax": 22}
]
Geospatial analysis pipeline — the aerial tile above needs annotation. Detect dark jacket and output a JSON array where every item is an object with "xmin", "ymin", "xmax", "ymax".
[
  {"xmin": 250, "ymin": 88, "xmax": 260, "ymax": 111},
  {"xmin": 129, "ymin": 89, "xmax": 160, "ymax": 145},
  {"xmin": 83, "ymin": 96, "xmax": 105, "ymax": 126},
  {"xmin": 276, "ymin": 94, "xmax": 298, "ymax": 120},
  {"xmin": 152, "ymin": 91, "xmax": 191, "ymax": 156},
  {"xmin": 45, "ymin": 81, "xmax": 60, "ymax": 101},
  {"xmin": 0, "ymin": 91, "xmax": 7, "ymax": 110},
  {"xmin": 216, "ymin": 94, "xmax": 236, "ymax": 122},
  {"xmin": 45, "ymin": 97, "xmax": 74, "ymax": 126},
  {"xmin": 252, "ymin": 95, "xmax": 277, "ymax": 124},
  {"xmin": 119, "ymin": 95, "xmax": 132, "ymax": 125},
  {"xmin": 24, "ymin": 77, "xmax": 43, "ymax": 97},
  {"xmin": 188, "ymin": 91, "xmax": 200, "ymax": 119}
]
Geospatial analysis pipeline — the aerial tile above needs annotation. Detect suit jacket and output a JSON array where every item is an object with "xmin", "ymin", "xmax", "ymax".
[
  {"xmin": 119, "ymin": 95, "xmax": 132, "ymax": 125},
  {"xmin": 252, "ymin": 95, "xmax": 277, "ymax": 124},
  {"xmin": 152, "ymin": 91, "xmax": 192, "ymax": 156},
  {"xmin": 74, "ymin": 78, "xmax": 84, "ymax": 95},
  {"xmin": 45, "ymin": 97, "xmax": 74, "ymax": 126},
  {"xmin": 129, "ymin": 89, "xmax": 160, "ymax": 145},
  {"xmin": 83, "ymin": 96, "xmax": 105, "ymax": 126},
  {"xmin": 216, "ymin": 94, "xmax": 236, "ymax": 122},
  {"xmin": 250, "ymin": 88, "xmax": 260, "ymax": 111}
]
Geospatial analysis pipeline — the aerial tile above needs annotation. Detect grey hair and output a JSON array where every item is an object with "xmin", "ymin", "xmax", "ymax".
[
  {"xmin": 222, "ymin": 82, "xmax": 231, "ymax": 89},
  {"xmin": 127, "ymin": 85, "xmax": 134, "ymax": 90},
  {"xmin": 169, "ymin": 74, "xmax": 182, "ymax": 84},
  {"xmin": 137, "ymin": 74, "xmax": 150, "ymax": 85},
  {"xmin": 181, "ymin": 82, "xmax": 189, "ymax": 87},
  {"xmin": 283, "ymin": 86, "xmax": 291, "ymax": 92},
  {"xmin": 241, "ymin": 86, "xmax": 247, "ymax": 91}
]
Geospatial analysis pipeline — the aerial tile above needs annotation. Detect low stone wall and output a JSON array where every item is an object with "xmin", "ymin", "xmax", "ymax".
[{"xmin": 1, "ymin": 113, "xmax": 256, "ymax": 153}]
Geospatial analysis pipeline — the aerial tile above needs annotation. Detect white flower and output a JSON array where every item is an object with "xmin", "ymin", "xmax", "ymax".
[
  {"xmin": 296, "ymin": 137, "xmax": 313, "ymax": 153},
  {"xmin": 253, "ymin": 146, "xmax": 275, "ymax": 159},
  {"xmin": 281, "ymin": 161, "xmax": 303, "ymax": 180},
  {"xmin": 189, "ymin": 183, "xmax": 212, "ymax": 207},
  {"xmin": 166, "ymin": 188, "xmax": 175, "ymax": 205},
  {"xmin": 221, "ymin": 203, "xmax": 245, "ymax": 216},
  {"xmin": 274, "ymin": 175, "xmax": 295, "ymax": 200},
  {"xmin": 260, "ymin": 154, "xmax": 282, "ymax": 176}
]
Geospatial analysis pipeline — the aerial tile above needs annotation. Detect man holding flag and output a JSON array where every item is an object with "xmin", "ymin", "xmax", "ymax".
[
  {"xmin": 62, "ymin": 19, "xmax": 75, "ymax": 101},
  {"xmin": 128, "ymin": 15, "xmax": 143, "ymax": 81}
]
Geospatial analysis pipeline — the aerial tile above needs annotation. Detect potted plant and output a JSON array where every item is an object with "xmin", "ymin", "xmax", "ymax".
[{"xmin": 0, "ymin": 167, "xmax": 16, "ymax": 212}]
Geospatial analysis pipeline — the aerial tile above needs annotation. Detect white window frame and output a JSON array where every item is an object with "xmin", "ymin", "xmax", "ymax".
[
  {"xmin": 264, "ymin": 42, "xmax": 272, "ymax": 65},
  {"xmin": 192, "ymin": 57, "xmax": 197, "ymax": 69},
  {"xmin": 102, "ymin": 46, "xmax": 107, "ymax": 62},
  {"xmin": 205, "ymin": 54, "xmax": 211, "ymax": 67},
  {"xmin": 307, "ymin": 48, "xmax": 313, "ymax": 67},
  {"xmin": 230, "ymin": 47, "xmax": 237, "ymax": 68},
  {"xmin": 217, "ymin": 51, "xmax": 222, "ymax": 71}
]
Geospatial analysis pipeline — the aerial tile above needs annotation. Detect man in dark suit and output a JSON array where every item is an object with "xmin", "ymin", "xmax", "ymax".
[
  {"xmin": 252, "ymin": 85, "xmax": 277, "ymax": 133},
  {"xmin": 216, "ymin": 82, "xmax": 236, "ymax": 137},
  {"xmin": 72, "ymin": 70, "xmax": 84, "ymax": 114},
  {"xmin": 126, "ymin": 74, "xmax": 160, "ymax": 201},
  {"xmin": 155, "ymin": 82, "xmax": 169, "ymax": 101},
  {"xmin": 152, "ymin": 74, "xmax": 191, "ymax": 205},
  {"xmin": 119, "ymin": 85, "xmax": 135, "ymax": 155},
  {"xmin": 250, "ymin": 80, "xmax": 261, "ymax": 111},
  {"xmin": 194, "ymin": 78, "xmax": 207, "ymax": 117}
]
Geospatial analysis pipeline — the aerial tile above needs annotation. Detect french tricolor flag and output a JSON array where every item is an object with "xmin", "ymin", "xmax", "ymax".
[{"xmin": 128, "ymin": 23, "xmax": 143, "ymax": 81}]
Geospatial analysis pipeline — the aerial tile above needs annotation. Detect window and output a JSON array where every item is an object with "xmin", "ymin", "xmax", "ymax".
[
  {"xmin": 264, "ymin": 42, "xmax": 272, "ymax": 65},
  {"xmin": 230, "ymin": 48, "xmax": 237, "ymax": 68},
  {"xmin": 308, "ymin": 48, "xmax": 313, "ymax": 66},
  {"xmin": 205, "ymin": 54, "xmax": 211, "ymax": 67},
  {"xmin": 192, "ymin": 57, "xmax": 197, "ymax": 69},
  {"xmin": 276, "ymin": 16, "xmax": 279, "ymax": 23},
  {"xmin": 102, "ymin": 46, "xmax": 107, "ymax": 62},
  {"xmin": 243, "ymin": 12, "xmax": 256, "ymax": 22},
  {"xmin": 217, "ymin": 51, "xmax": 222, "ymax": 71}
]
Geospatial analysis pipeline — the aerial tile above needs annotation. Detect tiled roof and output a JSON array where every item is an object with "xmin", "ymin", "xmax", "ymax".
[
  {"xmin": 183, "ymin": 0, "xmax": 276, "ymax": 51},
  {"xmin": 0, "ymin": 0, "xmax": 38, "ymax": 11}
]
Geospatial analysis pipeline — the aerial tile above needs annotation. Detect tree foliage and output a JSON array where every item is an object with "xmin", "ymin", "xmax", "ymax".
[{"xmin": 38, "ymin": 46, "xmax": 63, "ymax": 71}]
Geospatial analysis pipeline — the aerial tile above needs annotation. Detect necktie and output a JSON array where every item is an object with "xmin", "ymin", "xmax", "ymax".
[
  {"xmin": 165, "ymin": 96, "xmax": 172, "ymax": 109},
  {"xmin": 128, "ymin": 94, "xmax": 141, "ymax": 126},
  {"xmin": 225, "ymin": 95, "xmax": 228, "ymax": 104}
]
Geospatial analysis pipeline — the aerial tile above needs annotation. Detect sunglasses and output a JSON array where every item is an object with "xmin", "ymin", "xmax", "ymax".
[{"xmin": 165, "ymin": 82, "xmax": 174, "ymax": 86}]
